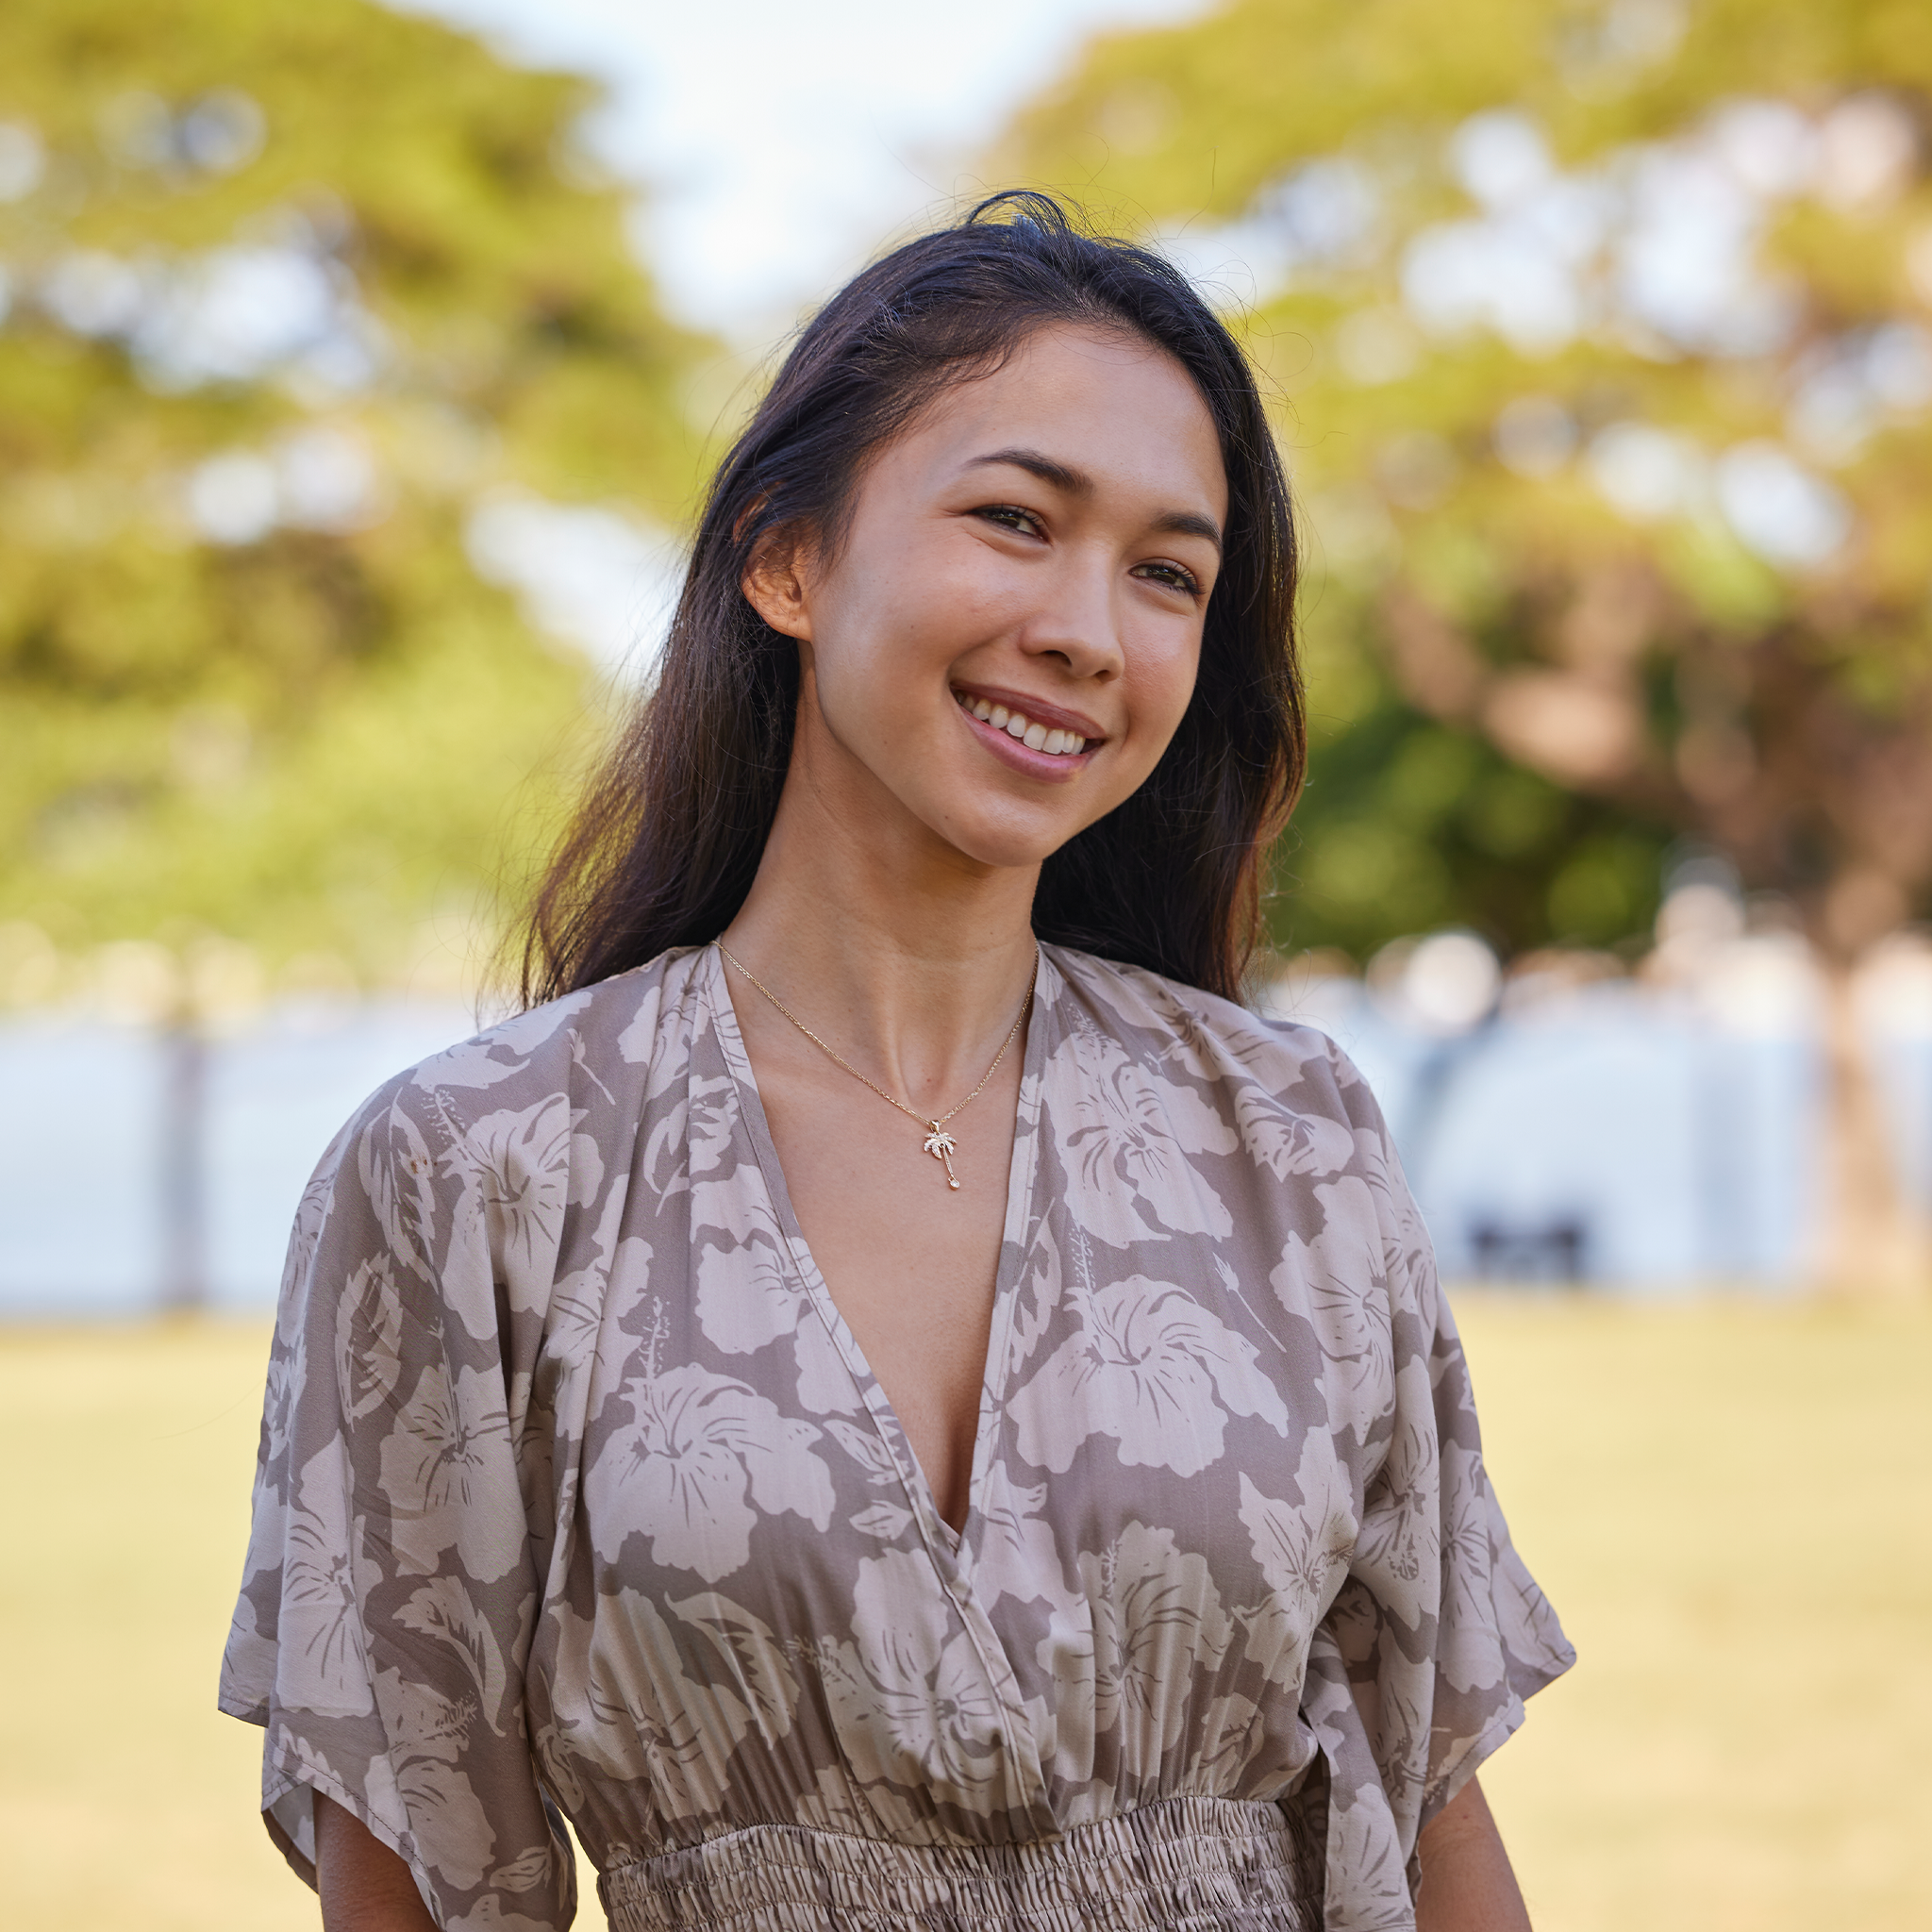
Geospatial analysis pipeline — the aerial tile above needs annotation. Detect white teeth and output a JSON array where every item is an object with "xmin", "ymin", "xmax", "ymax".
[{"xmin": 955, "ymin": 691, "xmax": 1091, "ymax": 755}]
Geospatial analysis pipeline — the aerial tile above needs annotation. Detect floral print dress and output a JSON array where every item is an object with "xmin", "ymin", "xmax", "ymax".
[{"xmin": 220, "ymin": 942, "xmax": 1573, "ymax": 1932}]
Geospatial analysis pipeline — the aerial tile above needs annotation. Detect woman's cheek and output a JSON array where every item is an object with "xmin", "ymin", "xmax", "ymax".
[{"xmin": 1130, "ymin": 635, "xmax": 1203, "ymax": 751}]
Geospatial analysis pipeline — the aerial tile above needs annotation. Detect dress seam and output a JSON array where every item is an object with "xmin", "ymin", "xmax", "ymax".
[
  {"xmin": 603, "ymin": 1795, "xmax": 1317, "ymax": 1923},
  {"xmin": 609, "ymin": 1790, "xmax": 1293, "ymax": 1870}
]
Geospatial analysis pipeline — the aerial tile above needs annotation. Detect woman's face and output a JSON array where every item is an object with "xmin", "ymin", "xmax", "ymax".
[{"xmin": 747, "ymin": 324, "xmax": 1228, "ymax": 875}]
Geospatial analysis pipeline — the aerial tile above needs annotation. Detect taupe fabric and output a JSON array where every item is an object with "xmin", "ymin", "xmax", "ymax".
[
  {"xmin": 600, "ymin": 1795, "xmax": 1324, "ymax": 1932},
  {"xmin": 221, "ymin": 943, "xmax": 1573, "ymax": 1931}
]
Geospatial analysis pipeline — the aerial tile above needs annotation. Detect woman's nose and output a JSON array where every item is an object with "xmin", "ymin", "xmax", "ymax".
[{"xmin": 1014, "ymin": 549, "xmax": 1125, "ymax": 680}]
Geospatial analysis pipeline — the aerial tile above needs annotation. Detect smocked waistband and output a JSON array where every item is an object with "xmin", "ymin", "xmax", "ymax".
[{"xmin": 600, "ymin": 1793, "xmax": 1322, "ymax": 1932}]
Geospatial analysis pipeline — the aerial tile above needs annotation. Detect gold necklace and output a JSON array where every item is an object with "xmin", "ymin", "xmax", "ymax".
[{"xmin": 716, "ymin": 941, "xmax": 1036, "ymax": 1191}]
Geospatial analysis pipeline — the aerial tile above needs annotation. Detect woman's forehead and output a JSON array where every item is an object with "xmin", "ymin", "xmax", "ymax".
[{"xmin": 886, "ymin": 324, "xmax": 1227, "ymax": 512}]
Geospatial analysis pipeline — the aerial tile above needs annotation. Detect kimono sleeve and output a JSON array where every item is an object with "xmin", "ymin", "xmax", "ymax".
[
  {"xmin": 1299, "ymin": 1053, "xmax": 1575, "ymax": 1930},
  {"xmin": 217, "ymin": 1074, "xmax": 576, "ymax": 1931}
]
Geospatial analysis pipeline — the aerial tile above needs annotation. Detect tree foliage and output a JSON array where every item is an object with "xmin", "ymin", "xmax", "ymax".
[
  {"xmin": 0, "ymin": 0, "xmax": 709, "ymax": 988},
  {"xmin": 999, "ymin": 0, "xmax": 1932, "ymax": 966}
]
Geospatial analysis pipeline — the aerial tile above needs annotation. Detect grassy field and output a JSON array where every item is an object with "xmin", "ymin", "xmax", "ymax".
[{"xmin": 0, "ymin": 1299, "xmax": 1926, "ymax": 1931}]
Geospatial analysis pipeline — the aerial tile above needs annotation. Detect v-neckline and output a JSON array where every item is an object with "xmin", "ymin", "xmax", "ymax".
[{"xmin": 703, "ymin": 941, "xmax": 1053, "ymax": 1558}]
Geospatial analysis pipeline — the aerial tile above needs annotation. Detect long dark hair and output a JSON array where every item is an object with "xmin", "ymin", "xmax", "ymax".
[{"xmin": 520, "ymin": 193, "xmax": 1303, "ymax": 1007}]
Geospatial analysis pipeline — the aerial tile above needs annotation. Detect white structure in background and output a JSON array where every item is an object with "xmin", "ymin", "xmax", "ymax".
[
  {"xmin": 1256, "ymin": 860, "xmax": 1932, "ymax": 1289},
  {"xmin": 1371, "ymin": 930, "xmax": 1503, "ymax": 1034},
  {"xmin": 1857, "ymin": 936, "xmax": 1932, "ymax": 1216},
  {"xmin": 0, "ymin": 995, "xmax": 477, "ymax": 1315},
  {"xmin": 6, "ymin": 896, "xmax": 1931, "ymax": 1308}
]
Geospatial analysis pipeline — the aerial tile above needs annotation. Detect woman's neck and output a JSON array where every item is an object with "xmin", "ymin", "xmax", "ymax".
[{"xmin": 719, "ymin": 738, "xmax": 1042, "ymax": 1099}]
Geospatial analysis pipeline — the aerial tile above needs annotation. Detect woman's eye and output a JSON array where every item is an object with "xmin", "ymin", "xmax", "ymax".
[
  {"xmin": 1135, "ymin": 560, "xmax": 1204, "ymax": 597},
  {"xmin": 974, "ymin": 504, "xmax": 1043, "ymax": 537}
]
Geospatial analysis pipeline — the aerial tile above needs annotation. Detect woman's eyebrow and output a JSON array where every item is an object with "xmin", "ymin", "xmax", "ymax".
[
  {"xmin": 965, "ymin": 446, "xmax": 1091, "ymax": 493},
  {"xmin": 963, "ymin": 447, "xmax": 1224, "ymax": 555},
  {"xmin": 1156, "ymin": 510, "xmax": 1224, "ymax": 555}
]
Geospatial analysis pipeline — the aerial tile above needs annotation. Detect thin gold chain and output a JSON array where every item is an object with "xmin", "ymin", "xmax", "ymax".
[{"xmin": 716, "ymin": 941, "xmax": 1036, "ymax": 1131}]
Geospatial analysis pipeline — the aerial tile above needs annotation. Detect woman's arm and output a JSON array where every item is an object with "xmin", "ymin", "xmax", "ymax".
[
  {"xmin": 1414, "ymin": 1776, "xmax": 1533, "ymax": 1932},
  {"xmin": 315, "ymin": 1792, "xmax": 439, "ymax": 1932}
]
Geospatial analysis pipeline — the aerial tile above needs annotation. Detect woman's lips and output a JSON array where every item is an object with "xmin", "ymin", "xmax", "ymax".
[
  {"xmin": 951, "ymin": 683, "xmax": 1105, "ymax": 744},
  {"xmin": 953, "ymin": 693, "xmax": 1099, "ymax": 780}
]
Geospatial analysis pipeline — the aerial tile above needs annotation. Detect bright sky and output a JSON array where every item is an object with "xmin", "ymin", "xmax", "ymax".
[{"xmin": 387, "ymin": 0, "xmax": 1208, "ymax": 339}]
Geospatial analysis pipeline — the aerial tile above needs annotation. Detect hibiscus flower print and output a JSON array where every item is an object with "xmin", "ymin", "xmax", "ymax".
[
  {"xmin": 549, "ymin": 1589, "xmax": 794, "ymax": 1821},
  {"xmin": 1233, "ymin": 1081, "xmax": 1357, "ymax": 1182},
  {"xmin": 692, "ymin": 1190, "xmax": 805, "ymax": 1357},
  {"xmin": 1079, "ymin": 1523, "xmax": 1232, "ymax": 1772},
  {"xmin": 358, "ymin": 1097, "xmax": 440, "ymax": 1285},
  {"xmin": 1351, "ymin": 1358, "xmax": 1442, "ymax": 1629},
  {"xmin": 278, "ymin": 1439, "xmax": 375, "ymax": 1719},
  {"xmin": 642, "ymin": 1072, "xmax": 740, "ymax": 1201},
  {"xmin": 1435, "ymin": 1439, "xmax": 1508, "ymax": 1696},
  {"xmin": 1323, "ymin": 1786, "xmax": 1422, "ymax": 1932},
  {"xmin": 225, "ymin": 941, "xmax": 1576, "ymax": 1932},
  {"xmin": 583, "ymin": 1364, "xmax": 833, "ymax": 1583},
  {"xmin": 334, "ymin": 1257, "xmax": 406, "ymax": 1424},
  {"xmin": 280, "ymin": 1151, "xmax": 341, "ymax": 1314},
  {"xmin": 395, "ymin": 1575, "xmax": 510, "ymax": 1732},
  {"xmin": 1013, "ymin": 1276, "xmax": 1291, "ymax": 1476},
  {"xmin": 363, "ymin": 1706, "xmax": 498, "ymax": 1891},
  {"xmin": 971, "ymin": 1461, "xmax": 1074, "ymax": 1619},
  {"xmin": 693, "ymin": 1184, "xmax": 859, "ymax": 1413},
  {"xmin": 441, "ymin": 1097, "xmax": 577, "ymax": 1320},
  {"xmin": 823, "ymin": 1551, "xmax": 1012, "ymax": 1809},
  {"xmin": 549, "ymin": 1209, "xmax": 652, "ymax": 1382},
  {"xmin": 1272, "ymin": 1177, "xmax": 1395, "ymax": 1445},
  {"xmin": 1236, "ymin": 1434, "xmax": 1359, "ymax": 1688},
  {"xmin": 1240, "ymin": 1432, "xmax": 1358, "ymax": 1609},
  {"xmin": 1049, "ymin": 1024, "xmax": 1237, "ymax": 1247},
  {"xmin": 683, "ymin": 1074, "xmax": 741, "ymax": 1176},
  {"xmin": 258, "ymin": 1321, "xmax": 306, "ymax": 1478},
  {"xmin": 376, "ymin": 1360, "xmax": 524, "ymax": 1585}
]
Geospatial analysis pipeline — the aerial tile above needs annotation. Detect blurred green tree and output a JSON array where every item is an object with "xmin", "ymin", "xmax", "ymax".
[
  {"xmin": 999, "ymin": 0, "xmax": 1932, "ymax": 1285},
  {"xmin": 0, "ymin": 0, "xmax": 710, "ymax": 993}
]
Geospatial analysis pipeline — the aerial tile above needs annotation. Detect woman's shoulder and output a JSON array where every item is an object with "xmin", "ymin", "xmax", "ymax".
[
  {"xmin": 1041, "ymin": 942, "xmax": 1385, "ymax": 1132},
  {"xmin": 329, "ymin": 946, "xmax": 713, "ymax": 1159}
]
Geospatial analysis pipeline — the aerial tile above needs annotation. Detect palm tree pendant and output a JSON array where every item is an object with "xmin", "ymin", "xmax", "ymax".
[
  {"xmin": 716, "ymin": 940, "xmax": 1037, "ymax": 1201},
  {"xmin": 923, "ymin": 1122, "xmax": 961, "ymax": 1190}
]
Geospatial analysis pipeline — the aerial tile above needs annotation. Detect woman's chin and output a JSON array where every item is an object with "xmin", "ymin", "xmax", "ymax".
[{"xmin": 924, "ymin": 801, "xmax": 1089, "ymax": 874}]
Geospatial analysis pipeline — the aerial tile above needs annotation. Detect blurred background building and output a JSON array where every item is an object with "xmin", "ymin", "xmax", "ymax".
[{"xmin": 5, "ymin": 0, "xmax": 1932, "ymax": 1308}]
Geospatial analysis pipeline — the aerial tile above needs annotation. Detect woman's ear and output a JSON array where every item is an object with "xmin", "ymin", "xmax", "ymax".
[{"xmin": 741, "ymin": 531, "xmax": 814, "ymax": 642}]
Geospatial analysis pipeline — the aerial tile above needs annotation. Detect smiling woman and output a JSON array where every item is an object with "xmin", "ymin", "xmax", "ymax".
[
  {"xmin": 521, "ymin": 194, "xmax": 1299, "ymax": 1008},
  {"xmin": 220, "ymin": 195, "xmax": 1572, "ymax": 1932}
]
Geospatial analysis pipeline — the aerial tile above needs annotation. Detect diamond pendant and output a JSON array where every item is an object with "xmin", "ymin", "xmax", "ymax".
[{"xmin": 922, "ymin": 1121, "xmax": 961, "ymax": 1190}]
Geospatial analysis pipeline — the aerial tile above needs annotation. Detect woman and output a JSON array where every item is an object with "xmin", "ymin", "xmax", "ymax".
[{"xmin": 222, "ymin": 193, "xmax": 1572, "ymax": 1931}]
